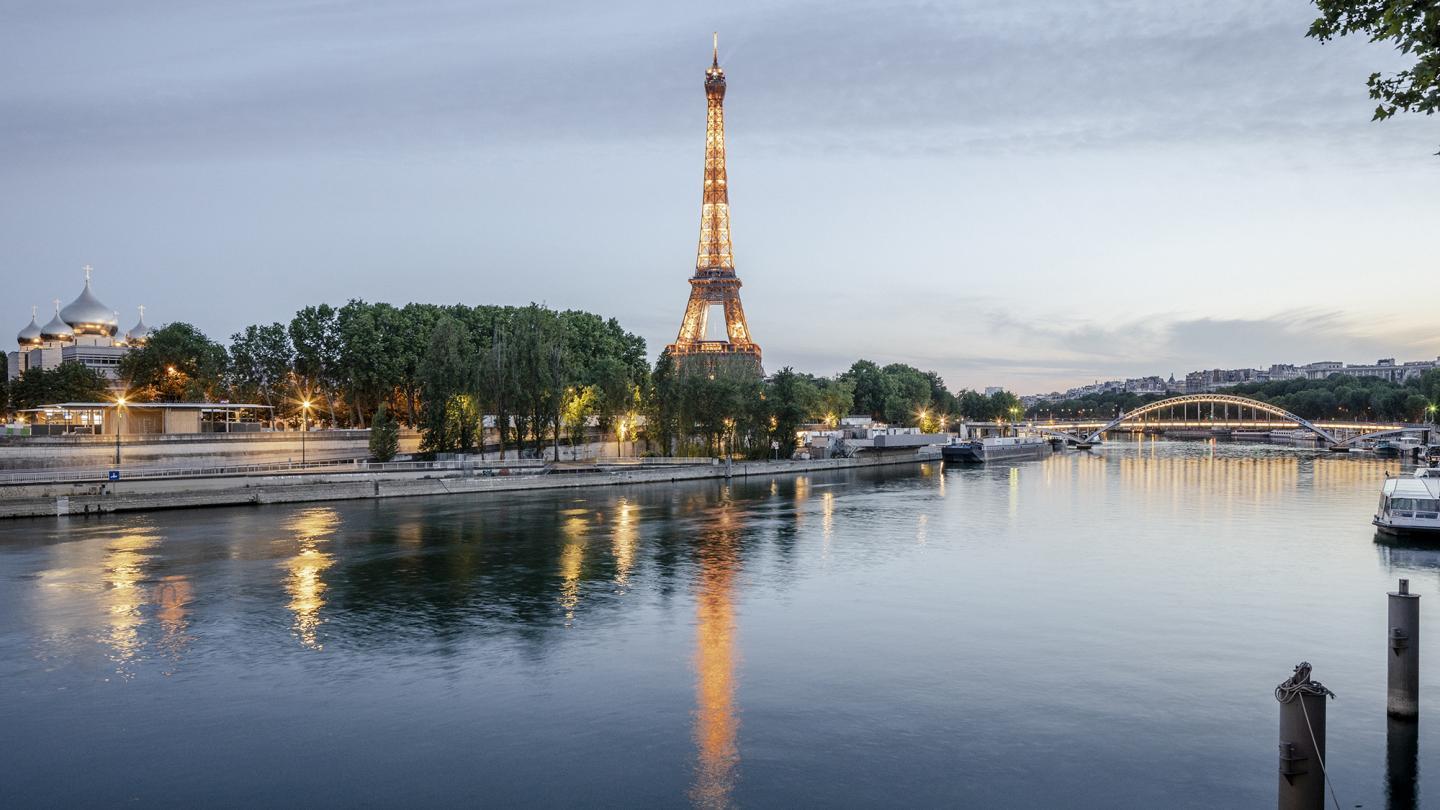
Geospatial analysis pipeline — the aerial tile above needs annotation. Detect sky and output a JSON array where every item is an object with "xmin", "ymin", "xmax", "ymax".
[{"xmin": 2, "ymin": 0, "xmax": 1436, "ymax": 394}]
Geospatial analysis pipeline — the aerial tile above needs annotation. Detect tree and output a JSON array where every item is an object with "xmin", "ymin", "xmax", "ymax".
[
  {"xmin": 880, "ymin": 363, "xmax": 932, "ymax": 425},
  {"xmin": 561, "ymin": 385, "xmax": 601, "ymax": 456},
  {"xmin": 369, "ymin": 403, "xmax": 400, "ymax": 462},
  {"xmin": 289, "ymin": 304, "xmax": 341, "ymax": 423},
  {"xmin": 843, "ymin": 360, "xmax": 893, "ymax": 420},
  {"xmin": 418, "ymin": 315, "xmax": 479, "ymax": 453},
  {"xmin": 1309, "ymin": 1, "xmax": 1440, "ymax": 153},
  {"xmin": 812, "ymin": 377, "xmax": 855, "ymax": 426},
  {"xmin": 120, "ymin": 322, "xmax": 228, "ymax": 401},
  {"xmin": 228, "ymin": 323, "xmax": 293, "ymax": 409},
  {"xmin": 766, "ymin": 367, "xmax": 820, "ymax": 458},
  {"xmin": 9, "ymin": 362, "xmax": 111, "ymax": 410}
]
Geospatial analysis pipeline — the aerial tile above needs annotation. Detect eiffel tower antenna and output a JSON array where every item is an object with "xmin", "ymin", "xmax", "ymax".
[{"xmin": 666, "ymin": 34, "xmax": 762, "ymax": 374}]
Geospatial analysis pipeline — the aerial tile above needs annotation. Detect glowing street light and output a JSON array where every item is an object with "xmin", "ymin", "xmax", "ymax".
[
  {"xmin": 300, "ymin": 399, "xmax": 313, "ymax": 464},
  {"xmin": 113, "ymin": 395, "xmax": 128, "ymax": 466}
]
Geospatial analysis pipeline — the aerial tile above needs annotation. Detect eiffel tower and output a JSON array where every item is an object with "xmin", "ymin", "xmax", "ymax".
[{"xmin": 666, "ymin": 34, "xmax": 762, "ymax": 375}]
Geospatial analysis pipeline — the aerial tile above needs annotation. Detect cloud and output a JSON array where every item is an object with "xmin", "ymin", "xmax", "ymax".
[{"xmin": 3, "ymin": 0, "xmax": 1432, "ymax": 163}]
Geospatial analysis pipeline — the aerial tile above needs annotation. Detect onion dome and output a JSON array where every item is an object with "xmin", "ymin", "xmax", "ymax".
[
  {"xmin": 40, "ymin": 302, "xmax": 74, "ymax": 342},
  {"xmin": 125, "ymin": 305, "xmax": 154, "ymax": 345},
  {"xmin": 16, "ymin": 306, "xmax": 43, "ymax": 347},
  {"xmin": 59, "ymin": 265, "xmax": 118, "ymax": 337}
]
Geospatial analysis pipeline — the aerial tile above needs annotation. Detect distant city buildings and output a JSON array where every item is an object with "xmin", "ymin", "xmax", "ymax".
[
  {"xmin": 1184, "ymin": 358, "xmax": 1440, "ymax": 392},
  {"xmin": 1021, "ymin": 357, "xmax": 1440, "ymax": 404},
  {"xmin": 8, "ymin": 267, "xmax": 152, "ymax": 385},
  {"xmin": 1022, "ymin": 375, "xmax": 1179, "ymax": 406}
]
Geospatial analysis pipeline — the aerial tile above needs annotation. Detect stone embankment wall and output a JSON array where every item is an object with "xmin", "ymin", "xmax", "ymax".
[
  {"xmin": 0, "ymin": 431, "xmax": 422, "ymax": 471},
  {"xmin": 0, "ymin": 453, "xmax": 934, "ymax": 519}
]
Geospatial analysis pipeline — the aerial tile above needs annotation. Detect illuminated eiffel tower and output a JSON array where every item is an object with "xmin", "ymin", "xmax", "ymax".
[{"xmin": 666, "ymin": 34, "xmax": 762, "ymax": 374}]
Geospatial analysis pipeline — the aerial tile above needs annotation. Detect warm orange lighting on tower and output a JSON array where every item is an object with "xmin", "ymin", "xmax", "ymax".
[{"xmin": 668, "ymin": 34, "xmax": 762, "ymax": 373}]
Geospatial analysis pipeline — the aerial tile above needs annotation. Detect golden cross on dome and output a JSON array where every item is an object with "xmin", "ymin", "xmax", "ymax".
[{"xmin": 83, "ymin": 264, "xmax": 93, "ymax": 282}]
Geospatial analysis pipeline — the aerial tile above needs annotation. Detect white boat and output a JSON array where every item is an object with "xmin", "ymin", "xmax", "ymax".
[{"xmin": 1374, "ymin": 467, "xmax": 1440, "ymax": 537}]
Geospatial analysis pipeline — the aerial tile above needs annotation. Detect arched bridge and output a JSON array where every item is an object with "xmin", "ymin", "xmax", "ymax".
[{"xmin": 1032, "ymin": 394, "xmax": 1419, "ymax": 447}]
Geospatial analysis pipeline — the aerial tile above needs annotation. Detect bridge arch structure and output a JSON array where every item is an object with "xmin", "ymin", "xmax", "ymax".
[{"xmin": 1059, "ymin": 394, "xmax": 1343, "ymax": 445}]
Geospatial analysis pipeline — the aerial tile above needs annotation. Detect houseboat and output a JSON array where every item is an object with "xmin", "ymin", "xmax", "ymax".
[
  {"xmin": 1374, "ymin": 467, "xmax": 1440, "ymax": 537},
  {"xmin": 942, "ymin": 436, "xmax": 1053, "ymax": 464}
]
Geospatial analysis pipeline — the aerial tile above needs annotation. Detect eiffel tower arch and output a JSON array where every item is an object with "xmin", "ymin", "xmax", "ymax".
[{"xmin": 665, "ymin": 34, "xmax": 763, "ymax": 377}]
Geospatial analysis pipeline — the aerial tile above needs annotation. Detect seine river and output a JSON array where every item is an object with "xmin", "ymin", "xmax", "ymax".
[{"xmin": 2, "ymin": 441, "xmax": 1436, "ymax": 808}]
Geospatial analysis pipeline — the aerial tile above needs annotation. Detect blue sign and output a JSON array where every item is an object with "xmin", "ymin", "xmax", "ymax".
[{"xmin": 108, "ymin": 470, "xmax": 120, "ymax": 481}]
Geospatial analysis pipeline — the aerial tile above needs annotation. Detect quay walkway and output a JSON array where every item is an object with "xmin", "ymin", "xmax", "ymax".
[{"xmin": 0, "ymin": 451, "xmax": 936, "ymax": 520}]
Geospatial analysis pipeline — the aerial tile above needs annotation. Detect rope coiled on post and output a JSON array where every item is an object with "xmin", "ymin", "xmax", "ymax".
[
  {"xmin": 1273, "ymin": 661, "xmax": 1336, "ymax": 704},
  {"xmin": 1274, "ymin": 662, "xmax": 1340, "ymax": 810}
]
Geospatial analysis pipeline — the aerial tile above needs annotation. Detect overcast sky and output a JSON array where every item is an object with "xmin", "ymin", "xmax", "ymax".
[{"xmin": 3, "ymin": 0, "xmax": 1436, "ymax": 393}]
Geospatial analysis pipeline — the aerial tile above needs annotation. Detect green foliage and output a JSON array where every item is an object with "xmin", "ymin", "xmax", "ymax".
[
  {"xmin": 120, "ymin": 322, "xmax": 229, "ymax": 402},
  {"xmin": 1025, "ymin": 391, "xmax": 1168, "ymax": 420},
  {"xmin": 418, "ymin": 315, "xmax": 480, "ymax": 453},
  {"xmin": 9, "ymin": 362, "xmax": 111, "ymax": 410},
  {"xmin": 1228, "ymin": 373, "xmax": 1437, "ymax": 421},
  {"xmin": 1030, "ymin": 372, "xmax": 1440, "ymax": 423},
  {"xmin": 842, "ymin": 359, "xmax": 957, "ymax": 425},
  {"xmin": 649, "ymin": 354, "xmax": 767, "ymax": 457},
  {"xmin": 288, "ymin": 303, "xmax": 341, "ymax": 420},
  {"xmin": 228, "ymin": 323, "xmax": 293, "ymax": 408},
  {"xmin": 766, "ymin": 367, "xmax": 820, "ymax": 457},
  {"xmin": 1308, "ymin": 0, "xmax": 1440, "ymax": 153},
  {"xmin": 369, "ymin": 403, "xmax": 400, "ymax": 462}
]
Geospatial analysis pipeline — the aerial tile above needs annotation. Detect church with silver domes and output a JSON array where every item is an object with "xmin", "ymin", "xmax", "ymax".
[{"xmin": 8, "ymin": 266, "xmax": 154, "ymax": 385}]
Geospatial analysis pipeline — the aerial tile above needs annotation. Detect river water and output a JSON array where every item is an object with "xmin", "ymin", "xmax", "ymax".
[{"xmin": 2, "ymin": 441, "xmax": 1436, "ymax": 808}]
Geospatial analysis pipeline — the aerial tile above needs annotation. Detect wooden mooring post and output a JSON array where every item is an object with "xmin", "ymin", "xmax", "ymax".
[{"xmin": 1276, "ymin": 662, "xmax": 1335, "ymax": 810}]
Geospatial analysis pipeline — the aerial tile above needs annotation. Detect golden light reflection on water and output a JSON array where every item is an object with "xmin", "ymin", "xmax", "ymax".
[
  {"xmin": 1035, "ymin": 443, "xmax": 1399, "ymax": 506},
  {"xmin": 283, "ymin": 508, "xmax": 339, "ymax": 650},
  {"xmin": 612, "ymin": 498, "xmax": 636, "ymax": 591},
  {"xmin": 691, "ymin": 502, "xmax": 740, "ymax": 810},
  {"xmin": 155, "ymin": 575, "xmax": 194, "ymax": 665},
  {"xmin": 101, "ymin": 529, "xmax": 161, "ymax": 676},
  {"xmin": 821, "ymin": 490, "xmax": 835, "ymax": 561},
  {"xmin": 559, "ymin": 513, "xmax": 588, "ymax": 625}
]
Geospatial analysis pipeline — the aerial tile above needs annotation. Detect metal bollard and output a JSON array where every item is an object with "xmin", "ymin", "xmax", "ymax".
[
  {"xmin": 1388, "ymin": 579, "xmax": 1420, "ymax": 718},
  {"xmin": 1276, "ymin": 662, "xmax": 1334, "ymax": 810}
]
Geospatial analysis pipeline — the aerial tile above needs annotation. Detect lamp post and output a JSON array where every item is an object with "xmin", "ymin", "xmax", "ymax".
[
  {"xmin": 113, "ymin": 396, "xmax": 127, "ymax": 466},
  {"xmin": 300, "ymin": 399, "xmax": 312, "ymax": 465}
]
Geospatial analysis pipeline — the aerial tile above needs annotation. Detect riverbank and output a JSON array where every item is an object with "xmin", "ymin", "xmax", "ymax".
[{"xmin": 0, "ymin": 451, "xmax": 935, "ymax": 519}]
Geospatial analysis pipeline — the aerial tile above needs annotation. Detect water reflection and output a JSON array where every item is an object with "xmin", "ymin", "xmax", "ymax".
[
  {"xmin": 101, "ymin": 528, "xmax": 160, "ymax": 677},
  {"xmin": 282, "ymin": 508, "xmax": 339, "ymax": 650},
  {"xmin": 559, "ymin": 511, "xmax": 589, "ymax": 625},
  {"xmin": 1386, "ymin": 717, "xmax": 1419, "ymax": 810},
  {"xmin": 154, "ymin": 575, "xmax": 194, "ymax": 666},
  {"xmin": 611, "ymin": 498, "xmax": 636, "ymax": 592},
  {"xmin": 691, "ymin": 497, "xmax": 742, "ymax": 809}
]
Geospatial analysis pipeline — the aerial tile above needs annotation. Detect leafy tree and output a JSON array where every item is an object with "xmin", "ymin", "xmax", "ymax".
[
  {"xmin": 880, "ymin": 363, "xmax": 933, "ymax": 425},
  {"xmin": 1309, "ymin": 0, "xmax": 1440, "ymax": 153},
  {"xmin": 369, "ymin": 403, "xmax": 400, "ymax": 462},
  {"xmin": 418, "ymin": 315, "xmax": 479, "ymax": 453},
  {"xmin": 120, "ymin": 322, "xmax": 228, "ymax": 402},
  {"xmin": 843, "ymin": 360, "xmax": 893, "ymax": 420},
  {"xmin": 766, "ymin": 367, "xmax": 820, "ymax": 457},
  {"xmin": 228, "ymin": 323, "xmax": 293, "ymax": 409},
  {"xmin": 813, "ymin": 377, "xmax": 855, "ymax": 426},
  {"xmin": 9, "ymin": 362, "xmax": 111, "ymax": 409},
  {"xmin": 289, "ymin": 304, "xmax": 341, "ymax": 422},
  {"xmin": 561, "ymin": 384, "xmax": 601, "ymax": 456}
]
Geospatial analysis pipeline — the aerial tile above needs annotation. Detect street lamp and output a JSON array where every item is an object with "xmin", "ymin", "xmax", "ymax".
[
  {"xmin": 113, "ymin": 395, "xmax": 127, "ymax": 466},
  {"xmin": 300, "ymin": 399, "xmax": 312, "ymax": 464}
]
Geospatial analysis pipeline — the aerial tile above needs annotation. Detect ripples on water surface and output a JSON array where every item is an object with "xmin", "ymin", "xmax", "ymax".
[{"xmin": 1, "ymin": 441, "xmax": 1437, "ymax": 808}]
